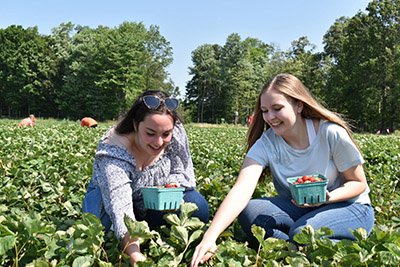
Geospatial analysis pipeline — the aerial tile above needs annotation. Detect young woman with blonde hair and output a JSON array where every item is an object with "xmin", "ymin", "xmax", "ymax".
[{"xmin": 191, "ymin": 73, "xmax": 374, "ymax": 267}]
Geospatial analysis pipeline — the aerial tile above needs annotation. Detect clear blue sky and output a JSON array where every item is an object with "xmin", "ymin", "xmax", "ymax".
[{"xmin": 1, "ymin": 0, "xmax": 371, "ymax": 96}]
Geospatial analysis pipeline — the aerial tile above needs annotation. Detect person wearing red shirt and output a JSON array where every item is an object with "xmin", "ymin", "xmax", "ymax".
[
  {"xmin": 248, "ymin": 113, "xmax": 254, "ymax": 125},
  {"xmin": 81, "ymin": 117, "xmax": 98, "ymax": 128},
  {"xmin": 18, "ymin": 114, "xmax": 35, "ymax": 128}
]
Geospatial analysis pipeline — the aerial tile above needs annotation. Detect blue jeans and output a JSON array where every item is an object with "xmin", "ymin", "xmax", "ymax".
[
  {"xmin": 82, "ymin": 186, "xmax": 210, "ymax": 232},
  {"xmin": 238, "ymin": 197, "xmax": 374, "ymax": 246}
]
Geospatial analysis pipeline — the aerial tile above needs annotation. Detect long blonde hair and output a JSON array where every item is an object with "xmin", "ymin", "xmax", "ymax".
[{"xmin": 246, "ymin": 73, "xmax": 360, "ymax": 153}]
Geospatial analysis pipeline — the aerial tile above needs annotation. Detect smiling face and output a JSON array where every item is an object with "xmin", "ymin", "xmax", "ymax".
[
  {"xmin": 134, "ymin": 113, "xmax": 174, "ymax": 156},
  {"xmin": 260, "ymin": 88, "xmax": 303, "ymax": 138}
]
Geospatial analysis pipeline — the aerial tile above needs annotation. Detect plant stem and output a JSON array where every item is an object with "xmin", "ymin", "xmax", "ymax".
[
  {"xmin": 255, "ymin": 243, "xmax": 261, "ymax": 267},
  {"xmin": 119, "ymin": 242, "xmax": 130, "ymax": 267},
  {"xmin": 100, "ymin": 245, "xmax": 109, "ymax": 263}
]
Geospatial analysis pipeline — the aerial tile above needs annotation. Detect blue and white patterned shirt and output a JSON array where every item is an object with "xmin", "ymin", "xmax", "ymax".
[{"xmin": 90, "ymin": 123, "xmax": 196, "ymax": 240}]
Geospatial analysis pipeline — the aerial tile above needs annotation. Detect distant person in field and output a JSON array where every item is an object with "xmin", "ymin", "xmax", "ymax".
[
  {"xmin": 82, "ymin": 90, "xmax": 210, "ymax": 265},
  {"xmin": 234, "ymin": 110, "xmax": 239, "ymax": 125},
  {"xmin": 248, "ymin": 112, "xmax": 254, "ymax": 125},
  {"xmin": 18, "ymin": 114, "xmax": 35, "ymax": 128},
  {"xmin": 191, "ymin": 73, "xmax": 374, "ymax": 267},
  {"xmin": 81, "ymin": 117, "xmax": 98, "ymax": 128}
]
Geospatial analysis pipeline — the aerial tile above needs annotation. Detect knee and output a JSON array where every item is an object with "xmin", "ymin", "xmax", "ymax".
[
  {"xmin": 238, "ymin": 200, "xmax": 263, "ymax": 231},
  {"xmin": 238, "ymin": 205, "xmax": 264, "ymax": 249},
  {"xmin": 238, "ymin": 201, "xmax": 271, "ymax": 241}
]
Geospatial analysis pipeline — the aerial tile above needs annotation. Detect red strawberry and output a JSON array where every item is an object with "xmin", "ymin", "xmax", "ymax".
[{"xmin": 165, "ymin": 183, "xmax": 179, "ymax": 188}]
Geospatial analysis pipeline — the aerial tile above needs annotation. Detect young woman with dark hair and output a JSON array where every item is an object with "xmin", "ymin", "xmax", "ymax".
[{"xmin": 82, "ymin": 90, "xmax": 209, "ymax": 265}]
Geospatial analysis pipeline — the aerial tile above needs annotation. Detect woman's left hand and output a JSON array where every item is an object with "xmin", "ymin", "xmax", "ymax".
[{"xmin": 291, "ymin": 190, "xmax": 330, "ymax": 208}]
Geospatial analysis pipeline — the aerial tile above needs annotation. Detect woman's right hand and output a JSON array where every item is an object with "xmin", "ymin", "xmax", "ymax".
[
  {"xmin": 123, "ymin": 232, "xmax": 146, "ymax": 266},
  {"xmin": 191, "ymin": 158, "xmax": 263, "ymax": 267},
  {"xmin": 191, "ymin": 239, "xmax": 218, "ymax": 267},
  {"xmin": 130, "ymin": 251, "xmax": 146, "ymax": 265}
]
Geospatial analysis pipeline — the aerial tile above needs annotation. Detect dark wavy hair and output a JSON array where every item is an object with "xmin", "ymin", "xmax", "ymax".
[{"xmin": 115, "ymin": 90, "xmax": 181, "ymax": 134}]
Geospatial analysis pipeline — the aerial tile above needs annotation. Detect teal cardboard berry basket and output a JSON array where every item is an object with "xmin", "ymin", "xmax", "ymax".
[
  {"xmin": 141, "ymin": 186, "xmax": 185, "ymax": 211},
  {"xmin": 287, "ymin": 174, "xmax": 328, "ymax": 205}
]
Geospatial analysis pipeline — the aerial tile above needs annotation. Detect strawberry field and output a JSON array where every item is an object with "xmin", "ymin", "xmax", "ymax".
[{"xmin": 1, "ymin": 119, "xmax": 400, "ymax": 266}]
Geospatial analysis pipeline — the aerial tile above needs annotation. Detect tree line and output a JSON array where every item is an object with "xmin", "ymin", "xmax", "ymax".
[
  {"xmin": 184, "ymin": 0, "xmax": 399, "ymax": 133},
  {"xmin": 0, "ymin": 21, "xmax": 177, "ymax": 121},
  {"xmin": 1, "ymin": 0, "xmax": 398, "ymax": 132}
]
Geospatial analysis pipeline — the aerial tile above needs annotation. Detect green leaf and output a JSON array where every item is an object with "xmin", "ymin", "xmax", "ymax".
[
  {"xmin": 379, "ymin": 250, "xmax": 400, "ymax": 265},
  {"xmin": 23, "ymin": 211, "xmax": 45, "ymax": 235},
  {"xmin": 383, "ymin": 243, "xmax": 400, "ymax": 257},
  {"xmin": 0, "ymin": 224, "xmax": 15, "ymax": 236},
  {"xmin": 98, "ymin": 260, "xmax": 113, "ymax": 267},
  {"xmin": 181, "ymin": 217, "xmax": 204, "ymax": 230},
  {"xmin": 163, "ymin": 213, "xmax": 181, "ymax": 226},
  {"xmin": 339, "ymin": 253, "xmax": 363, "ymax": 265},
  {"xmin": 251, "ymin": 225, "xmax": 266, "ymax": 246},
  {"xmin": 314, "ymin": 227, "xmax": 333, "ymax": 240},
  {"xmin": 351, "ymin": 227, "xmax": 368, "ymax": 241},
  {"xmin": 81, "ymin": 213, "xmax": 105, "ymax": 234},
  {"xmin": 40, "ymin": 181, "xmax": 53, "ymax": 192},
  {"xmin": 370, "ymin": 228, "xmax": 389, "ymax": 242},
  {"xmin": 67, "ymin": 237, "xmax": 89, "ymax": 254},
  {"xmin": 0, "ymin": 235, "xmax": 16, "ymax": 255},
  {"xmin": 0, "ymin": 205, "xmax": 8, "ymax": 213},
  {"xmin": 188, "ymin": 229, "xmax": 203, "ymax": 245},
  {"xmin": 286, "ymin": 255, "xmax": 310, "ymax": 265},
  {"xmin": 179, "ymin": 202, "xmax": 199, "ymax": 222},
  {"xmin": 157, "ymin": 256, "xmax": 180, "ymax": 266},
  {"xmin": 26, "ymin": 262, "xmax": 53, "ymax": 267},
  {"xmin": 44, "ymin": 236, "xmax": 62, "ymax": 259},
  {"xmin": 124, "ymin": 214, "xmax": 153, "ymax": 240},
  {"xmin": 72, "ymin": 256, "xmax": 94, "ymax": 267},
  {"xmin": 170, "ymin": 225, "xmax": 188, "ymax": 245},
  {"xmin": 293, "ymin": 231, "xmax": 312, "ymax": 245}
]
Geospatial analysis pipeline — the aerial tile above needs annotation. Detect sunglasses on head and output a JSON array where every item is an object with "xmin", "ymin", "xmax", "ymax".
[{"xmin": 143, "ymin": 95, "xmax": 179, "ymax": 110}]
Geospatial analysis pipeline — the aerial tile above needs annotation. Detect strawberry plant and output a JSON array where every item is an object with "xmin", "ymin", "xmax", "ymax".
[{"xmin": 1, "ymin": 119, "xmax": 400, "ymax": 266}]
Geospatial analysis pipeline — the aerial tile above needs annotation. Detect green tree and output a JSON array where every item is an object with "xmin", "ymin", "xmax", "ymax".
[
  {"xmin": 323, "ymin": 0, "xmax": 400, "ymax": 132},
  {"xmin": 186, "ymin": 44, "xmax": 220, "ymax": 123},
  {"xmin": 0, "ymin": 25, "xmax": 56, "ymax": 117},
  {"xmin": 59, "ymin": 22, "xmax": 173, "ymax": 120},
  {"xmin": 49, "ymin": 22, "xmax": 75, "ymax": 118},
  {"xmin": 185, "ymin": 34, "xmax": 281, "ymax": 124},
  {"xmin": 282, "ymin": 36, "xmax": 326, "ymax": 99},
  {"xmin": 218, "ymin": 33, "xmax": 248, "ymax": 124},
  {"xmin": 141, "ymin": 24, "xmax": 174, "ymax": 93},
  {"xmin": 243, "ymin": 37, "xmax": 283, "ymax": 117}
]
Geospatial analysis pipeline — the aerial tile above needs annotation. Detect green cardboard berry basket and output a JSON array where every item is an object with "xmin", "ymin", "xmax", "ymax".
[
  {"xmin": 141, "ymin": 186, "xmax": 185, "ymax": 211},
  {"xmin": 286, "ymin": 174, "xmax": 328, "ymax": 205}
]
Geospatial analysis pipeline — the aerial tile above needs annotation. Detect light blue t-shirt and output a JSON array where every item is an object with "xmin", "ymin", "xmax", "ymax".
[{"xmin": 246, "ymin": 120, "xmax": 371, "ymax": 204}]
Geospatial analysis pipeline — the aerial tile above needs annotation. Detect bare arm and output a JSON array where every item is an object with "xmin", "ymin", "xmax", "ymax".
[
  {"xmin": 191, "ymin": 157, "xmax": 263, "ymax": 267},
  {"xmin": 122, "ymin": 232, "xmax": 146, "ymax": 265},
  {"xmin": 327, "ymin": 164, "xmax": 367, "ymax": 202},
  {"xmin": 295, "ymin": 164, "xmax": 367, "ymax": 208}
]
